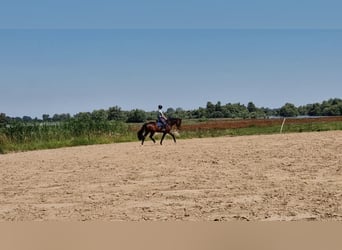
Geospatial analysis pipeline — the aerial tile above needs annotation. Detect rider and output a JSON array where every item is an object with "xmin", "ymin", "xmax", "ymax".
[{"xmin": 157, "ymin": 105, "xmax": 168, "ymax": 131}]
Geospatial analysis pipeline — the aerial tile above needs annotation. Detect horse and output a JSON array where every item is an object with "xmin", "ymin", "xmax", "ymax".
[{"xmin": 137, "ymin": 117, "xmax": 182, "ymax": 145}]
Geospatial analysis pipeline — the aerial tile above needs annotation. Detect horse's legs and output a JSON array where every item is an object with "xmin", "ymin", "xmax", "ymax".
[
  {"xmin": 160, "ymin": 132, "xmax": 166, "ymax": 145},
  {"xmin": 149, "ymin": 131, "xmax": 156, "ymax": 143},
  {"xmin": 160, "ymin": 132, "xmax": 177, "ymax": 145},
  {"xmin": 168, "ymin": 132, "xmax": 176, "ymax": 143},
  {"xmin": 141, "ymin": 131, "xmax": 149, "ymax": 145}
]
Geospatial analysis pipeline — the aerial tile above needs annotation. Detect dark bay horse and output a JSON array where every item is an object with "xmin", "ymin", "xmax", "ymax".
[{"xmin": 137, "ymin": 118, "xmax": 182, "ymax": 145}]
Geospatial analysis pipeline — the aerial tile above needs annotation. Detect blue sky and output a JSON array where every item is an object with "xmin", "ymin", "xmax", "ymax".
[{"xmin": 1, "ymin": 1, "xmax": 342, "ymax": 118}]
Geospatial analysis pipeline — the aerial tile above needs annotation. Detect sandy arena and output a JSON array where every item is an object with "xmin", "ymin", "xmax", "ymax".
[{"xmin": 1, "ymin": 131, "xmax": 341, "ymax": 221}]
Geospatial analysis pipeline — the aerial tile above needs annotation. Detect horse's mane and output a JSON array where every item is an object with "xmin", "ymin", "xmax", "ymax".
[{"xmin": 168, "ymin": 117, "xmax": 182, "ymax": 128}]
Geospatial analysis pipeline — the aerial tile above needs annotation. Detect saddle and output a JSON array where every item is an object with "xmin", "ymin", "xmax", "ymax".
[
  {"xmin": 156, "ymin": 121, "xmax": 165, "ymax": 129},
  {"xmin": 157, "ymin": 118, "xmax": 169, "ymax": 130}
]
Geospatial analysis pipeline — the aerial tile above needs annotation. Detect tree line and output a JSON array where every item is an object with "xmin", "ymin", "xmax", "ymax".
[{"xmin": 1, "ymin": 98, "xmax": 342, "ymax": 125}]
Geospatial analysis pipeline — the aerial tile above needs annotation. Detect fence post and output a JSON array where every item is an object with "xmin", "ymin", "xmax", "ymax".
[{"xmin": 280, "ymin": 117, "xmax": 286, "ymax": 133}]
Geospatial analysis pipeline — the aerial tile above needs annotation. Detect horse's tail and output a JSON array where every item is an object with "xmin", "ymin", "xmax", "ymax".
[{"xmin": 137, "ymin": 123, "xmax": 146, "ymax": 141}]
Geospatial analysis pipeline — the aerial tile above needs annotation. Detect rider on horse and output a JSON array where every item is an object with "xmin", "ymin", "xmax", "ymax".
[{"xmin": 157, "ymin": 105, "xmax": 168, "ymax": 131}]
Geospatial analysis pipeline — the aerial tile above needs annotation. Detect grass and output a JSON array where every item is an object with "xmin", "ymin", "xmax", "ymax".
[
  {"xmin": 0, "ymin": 119, "xmax": 341, "ymax": 153},
  {"xmin": 178, "ymin": 121, "xmax": 342, "ymax": 140},
  {"xmin": 0, "ymin": 120, "xmax": 137, "ymax": 154}
]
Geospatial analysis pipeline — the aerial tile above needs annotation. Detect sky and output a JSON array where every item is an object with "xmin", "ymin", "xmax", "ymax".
[{"xmin": 1, "ymin": 0, "xmax": 342, "ymax": 118}]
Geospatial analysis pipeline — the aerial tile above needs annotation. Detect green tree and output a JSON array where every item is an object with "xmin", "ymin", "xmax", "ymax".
[
  {"xmin": 108, "ymin": 106, "xmax": 126, "ymax": 121},
  {"xmin": 215, "ymin": 101, "xmax": 222, "ymax": 112},
  {"xmin": 74, "ymin": 112, "xmax": 91, "ymax": 121},
  {"xmin": 222, "ymin": 103, "xmax": 248, "ymax": 118},
  {"xmin": 166, "ymin": 107, "xmax": 175, "ymax": 118},
  {"xmin": 322, "ymin": 105, "xmax": 341, "ymax": 116},
  {"xmin": 22, "ymin": 116, "xmax": 33, "ymax": 122},
  {"xmin": 51, "ymin": 113, "xmax": 71, "ymax": 122},
  {"xmin": 126, "ymin": 109, "xmax": 146, "ymax": 123},
  {"xmin": 0, "ymin": 113, "xmax": 8, "ymax": 129},
  {"xmin": 91, "ymin": 109, "xmax": 108, "ymax": 121},
  {"xmin": 212, "ymin": 101, "xmax": 224, "ymax": 118},
  {"xmin": 297, "ymin": 106, "xmax": 307, "ymax": 116},
  {"xmin": 279, "ymin": 103, "xmax": 299, "ymax": 117},
  {"xmin": 191, "ymin": 107, "xmax": 207, "ymax": 119},
  {"xmin": 247, "ymin": 102, "xmax": 257, "ymax": 113},
  {"xmin": 206, "ymin": 101, "xmax": 215, "ymax": 118},
  {"xmin": 307, "ymin": 103, "xmax": 322, "ymax": 116},
  {"xmin": 42, "ymin": 114, "xmax": 50, "ymax": 122},
  {"xmin": 174, "ymin": 107, "xmax": 188, "ymax": 119}
]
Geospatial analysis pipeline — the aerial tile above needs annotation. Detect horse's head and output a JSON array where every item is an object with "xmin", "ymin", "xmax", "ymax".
[{"xmin": 168, "ymin": 117, "xmax": 182, "ymax": 129}]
